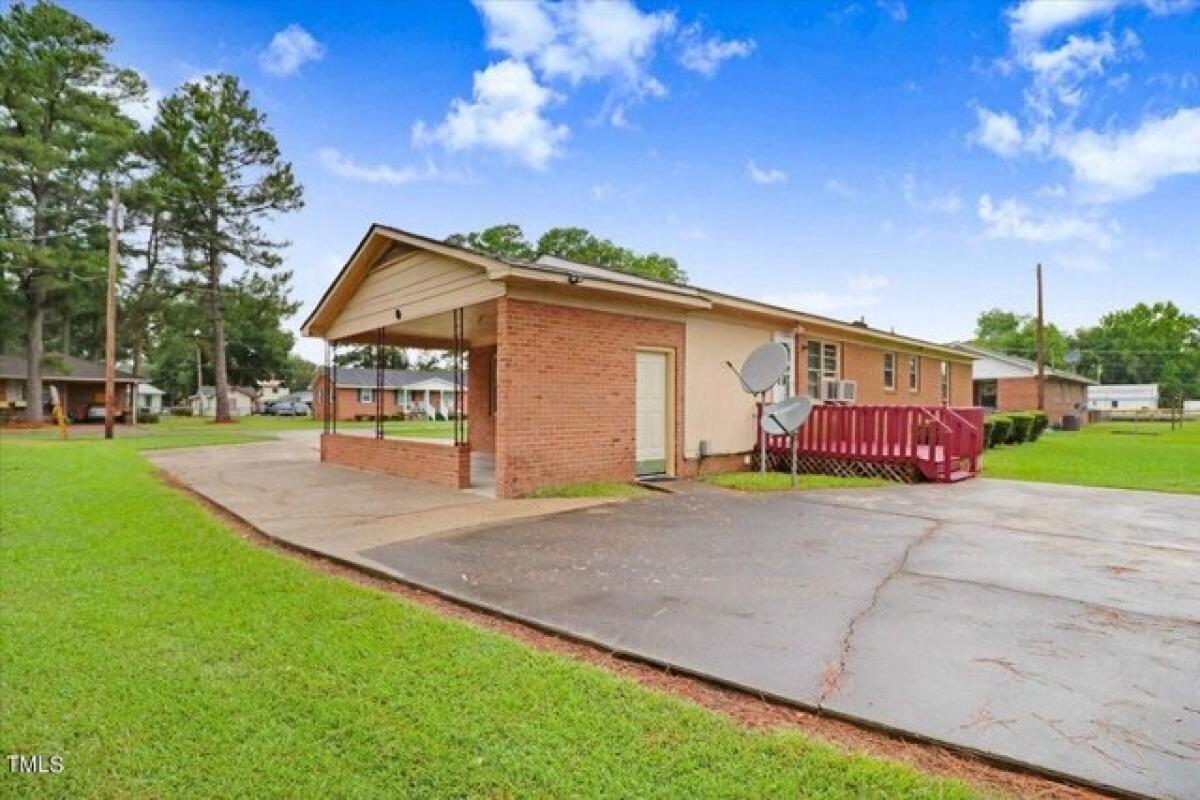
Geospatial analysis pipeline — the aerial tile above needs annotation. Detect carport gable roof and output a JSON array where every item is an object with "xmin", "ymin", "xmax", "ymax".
[{"xmin": 301, "ymin": 224, "xmax": 970, "ymax": 360}]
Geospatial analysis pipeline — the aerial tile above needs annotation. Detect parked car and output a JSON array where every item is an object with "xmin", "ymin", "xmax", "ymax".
[
  {"xmin": 264, "ymin": 400, "xmax": 310, "ymax": 416},
  {"xmin": 83, "ymin": 404, "xmax": 125, "ymax": 423}
]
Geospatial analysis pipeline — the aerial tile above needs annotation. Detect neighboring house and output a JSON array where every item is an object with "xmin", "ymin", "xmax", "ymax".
[
  {"xmin": 951, "ymin": 343, "xmax": 1093, "ymax": 427},
  {"xmin": 1087, "ymin": 383, "xmax": 1158, "ymax": 411},
  {"xmin": 312, "ymin": 367, "xmax": 467, "ymax": 421},
  {"xmin": 0, "ymin": 353, "xmax": 136, "ymax": 422},
  {"xmin": 301, "ymin": 224, "xmax": 974, "ymax": 497},
  {"xmin": 190, "ymin": 385, "xmax": 256, "ymax": 417},
  {"xmin": 256, "ymin": 378, "xmax": 290, "ymax": 408},
  {"xmin": 137, "ymin": 383, "xmax": 165, "ymax": 414}
]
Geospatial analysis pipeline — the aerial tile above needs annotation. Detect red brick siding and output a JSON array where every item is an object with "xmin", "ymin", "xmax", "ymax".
[
  {"xmin": 494, "ymin": 297, "xmax": 685, "ymax": 498},
  {"xmin": 796, "ymin": 335, "xmax": 973, "ymax": 407},
  {"xmin": 468, "ymin": 345, "xmax": 496, "ymax": 453},
  {"xmin": 996, "ymin": 377, "xmax": 1088, "ymax": 426},
  {"xmin": 320, "ymin": 433, "xmax": 470, "ymax": 488}
]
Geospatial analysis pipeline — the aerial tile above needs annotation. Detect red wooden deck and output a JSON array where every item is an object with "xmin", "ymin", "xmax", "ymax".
[{"xmin": 759, "ymin": 403, "xmax": 986, "ymax": 482}]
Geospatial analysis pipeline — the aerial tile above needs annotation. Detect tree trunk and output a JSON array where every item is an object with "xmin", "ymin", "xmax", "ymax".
[
  {"xmin": 208, "ymin": 247, "xmax": 231, "ymax": 422},
  {"xmin": 24, "ymin": 277, "xmax": 45, "ymax": 423}
]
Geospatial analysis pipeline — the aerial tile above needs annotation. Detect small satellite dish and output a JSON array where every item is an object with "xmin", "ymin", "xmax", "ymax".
[
  {"xmin": 760, "ymin": 396, "xmax": 813, "ymax": 436},
  {"xmin": 733, "ymin": 342, "xmax": 789, "ymax": 394}
]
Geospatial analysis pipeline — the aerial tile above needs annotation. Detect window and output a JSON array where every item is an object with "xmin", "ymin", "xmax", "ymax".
[
  {"xmin": 907, "ymin": 355, "xmax": 920, "ymax": 392},
  {"xmin": 806, "ymin": 340, "xmax": 839, "ymax": 399},
  {"xmin": 394, "ymin": 389, "xmax": 407, "ymax": 407},
  {"xmin": 883, "ymin": 352, "xmax": 896, "ymax": 391},
  {"xmin": 940, "ymin": 360, "xmax": 950, "ymax": 402},
  {"xmin": 358, "ymin": 388, "xmax": 374, "ymax": 404}
]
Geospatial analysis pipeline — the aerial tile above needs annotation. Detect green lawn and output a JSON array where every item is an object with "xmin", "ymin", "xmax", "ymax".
[
  {"xmin": 0, "ymin": 436, "xmax": 977, "ymax": 798},
  {"xmin": 982, "ymin": 420, "xmax": 1200, "ymax": 494},
  {"xmin": 705, "ymin": 471, "xmax": 891, "ymax": 492},
  {"xmin": 528, "ymin": 480, "xmax": 650, "ymax": 498}
]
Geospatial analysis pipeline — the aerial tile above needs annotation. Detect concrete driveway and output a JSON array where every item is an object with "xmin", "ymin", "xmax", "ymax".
[{"xmin": 362, "ymin": 480, "xmax": 1200, "ymax": 799}]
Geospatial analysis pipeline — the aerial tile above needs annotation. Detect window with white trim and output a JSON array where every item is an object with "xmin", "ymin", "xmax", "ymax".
[
  {"xmin": 883, "ymin": 352, "xmax": 896, "ymax": 391},
  {"xmin": 907, "ymin": 355, "xmax": 920, "ymax": 392},
  {"xmin": 806, "ymin": 340, "xmax": 839, "ymax": 399},
  {"xmin": 940, "ymin": 361, "xmax": 950, "ymax": 401},
  {"xmin": 358, "ymin": 388, "xmax": 374, "ymax": 404}
]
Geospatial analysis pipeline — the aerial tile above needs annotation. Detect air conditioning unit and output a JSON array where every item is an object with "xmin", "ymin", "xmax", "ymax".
[{"xmin": 822, "ymin": 379, "xmax": 858, "ymax": 403}]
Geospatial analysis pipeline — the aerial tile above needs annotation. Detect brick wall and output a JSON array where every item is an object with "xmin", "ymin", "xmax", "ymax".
[
  {"xmin": 996, "ymin": 377, "xmax": 1088, "ymax": 426},
  {"xmin": 468, "ymin": 345, "xmax": 496, "ymax": 453},
  {"xmin": 495, "ymin": 297, "xmax": 685, "ymax": 497},
  {"xmin": 320, "ymin": 433, "xmax": 470, "ymax": 488}
]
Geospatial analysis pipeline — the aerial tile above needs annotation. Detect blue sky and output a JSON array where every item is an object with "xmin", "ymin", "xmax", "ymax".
[{"xmin": 72, "ymin": 0, "xmax": 1199, "ymax": 361}]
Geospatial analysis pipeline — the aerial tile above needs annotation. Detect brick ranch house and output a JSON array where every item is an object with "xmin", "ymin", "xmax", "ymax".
[
  {"xmin": 951, "ymin": 343, "xmax": 1093, "ymax": 427},
  {"xmin": 312, "ymin": 367, "xmax": 467, "ymax": 421},
  {"xmin": 1, "ymin": 353, "xmax": 136, "ymax": 422},
  {"xmin": 301, "ymin": 225, "xmax": 975, "ymax": 498}
]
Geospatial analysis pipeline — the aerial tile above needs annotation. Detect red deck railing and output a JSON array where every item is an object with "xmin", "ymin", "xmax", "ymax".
[{"xmin": 758, "ymin": 403, "xmax": 985, "ymax": 482}]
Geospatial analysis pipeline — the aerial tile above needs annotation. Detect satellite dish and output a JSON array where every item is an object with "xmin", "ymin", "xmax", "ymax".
[
  {"xmin": 761, "ymin": 396, "xmax": 813, "ymax": 435},
  {"xmin": 733, "ymin": 342, "xmax": 789, "ymax": 394}
]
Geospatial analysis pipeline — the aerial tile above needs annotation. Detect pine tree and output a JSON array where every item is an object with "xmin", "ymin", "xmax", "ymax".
[
  {"xmin": 149, "ymin": 74, "xmax": 302, "ymax": 421},
  {"xmin": 0, "ymin": 2, "xmax": 142, "ymax": 420}
]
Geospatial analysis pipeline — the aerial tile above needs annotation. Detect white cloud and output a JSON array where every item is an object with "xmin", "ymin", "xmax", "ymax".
[
  {"xmin": 677, "ymin": 22, "xmax": 755, "ymax": 77},
  {"xmin": 259, "ymin": 24, "xmax": 325, "ymax": 77},
  {"xmin": 412, "ymin": 59, "xmax": 569, "ymax": 170},
  {"xmin": 824, "ymin": 178, "xmax": 857, "ymax": 199},
  {"xmin": 591, "ymin": 182, "xmax": 616, "ymax": 200},
  {"xmin": 676, "ymin": 225, "xmax": 709, "ymax": 241},
  {"xmin": 763, "ymin": 290, "xmax": 882, "ymax": 314},
  {"xmin": 1006, "ymin": 0, "xmax": 1121, "ymax": 45},
  {"xmin": 877, "ymin": 0, "xmax": 909, "ymax": 22},
  {"xmin": 849, "ymin": 274, "xmax": 890, "ymax": 291},
  {"xmin": 1052, "ymin": 106, "xmax": 1200, "ymax": 200},
  {"xmin": 977, "ymin": 193, "xmax": 1117, "ymax": 248},
  {"xmin": 1056, "ymin": 252, "xmax": 1111, "ymax": 272},
  {"xmin": 902, "ymin": 172, "xmax": 962, "ymax": 213},
  {"xmin": 318, "ymin": 148, "xmax": 447, "ymax": 185},
  {"xmin": 971, "ymin": 106, "xmax": 1026, "ymax": 157},
  {"xmin": 475, "ymin": 0, "xmax": 674, "ymax": 89},
  {"xmin": 110, "ymin": 69, "xmax": 162, "ymax": 129},
  {"xmin": 1023, "ymin": 30, "xmax": 1139, "ymax": 113},
  {"xmin": 747, "ymin": 159, "xmax": 787, "ymax": 184},
  {"xmin": 1006, "ymin": 0, "xmax": 1194, "ymax": 45}
]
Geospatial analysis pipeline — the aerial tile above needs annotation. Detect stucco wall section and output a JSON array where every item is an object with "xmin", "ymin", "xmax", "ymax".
[{"xmin": 683, "ymin": 314, "xmax": 775, "ymax": 457}]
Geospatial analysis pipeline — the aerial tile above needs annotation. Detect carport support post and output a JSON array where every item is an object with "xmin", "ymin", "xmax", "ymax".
[
  {"xmin": 375, "ymin": 328, "xmax": 384, "ymax": 440},
  {"xmin": 331, "ymin": 341, "xmax": 338, "ymax": 435},
  {"xmin": 322, "ymin": 342, "xmax": 330, "ymax": 435}
]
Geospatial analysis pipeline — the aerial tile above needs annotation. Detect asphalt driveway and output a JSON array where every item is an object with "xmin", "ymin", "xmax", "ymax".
[{"xmin": 363, "ymin": 479, "xmax": 1200, "ymax": 799}]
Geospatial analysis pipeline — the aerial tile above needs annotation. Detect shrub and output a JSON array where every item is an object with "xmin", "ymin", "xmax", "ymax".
[
  {"xmin": 1028, "ymin": 411, "xmax": 1049, "ymax": 441},
  {"xmin": 1006, "ymin": 412, "xmax": 1035, "ymax": 444},
  {"xmin": 171, "ymin": 406, "xmax": 193, "ymax": 417},
  {"xmin": 987, "ymin": 415, "xmax": 1012, "ymax": 447},
  {"xmin": 982, "ymin": 418, "xmax": 995, "ymax": 448},
  {"xmin": 434, "ymin": 410, "xmax": 446, "ymax": 421},
  {"xmin": 139, "ymin": 413, "xmax": 160, "ymax": 424}
]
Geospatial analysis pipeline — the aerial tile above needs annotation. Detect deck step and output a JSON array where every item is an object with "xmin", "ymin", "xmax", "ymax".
[{"xmin": 946, "ymin": 469, "xmax": 974, "ymax": 482}]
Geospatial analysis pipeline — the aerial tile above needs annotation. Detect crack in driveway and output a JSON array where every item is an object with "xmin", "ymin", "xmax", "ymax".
[{"xmin": 818, "ymin": 519, "xmax": 943, "ymax": 706}]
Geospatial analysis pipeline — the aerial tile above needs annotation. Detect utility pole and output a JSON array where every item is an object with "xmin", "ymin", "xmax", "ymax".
[
  {"xmin": 1035, "ymin": 262, "xmax": 1045, "ymax": 412},
  {"xmin": 104, "ymin": 185, "xmax": 120, "ymax": 440}
]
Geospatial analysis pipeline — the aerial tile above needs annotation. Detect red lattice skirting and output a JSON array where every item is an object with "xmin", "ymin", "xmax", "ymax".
[{"xmin": 754, "ymin": 452, "xmax": 920, "ymax": 483}]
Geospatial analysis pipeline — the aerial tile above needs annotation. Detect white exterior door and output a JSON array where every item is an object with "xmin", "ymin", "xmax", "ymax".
[{"xmin": 635, "ymin": 351, "xmax": 669, "ymax": 476}]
